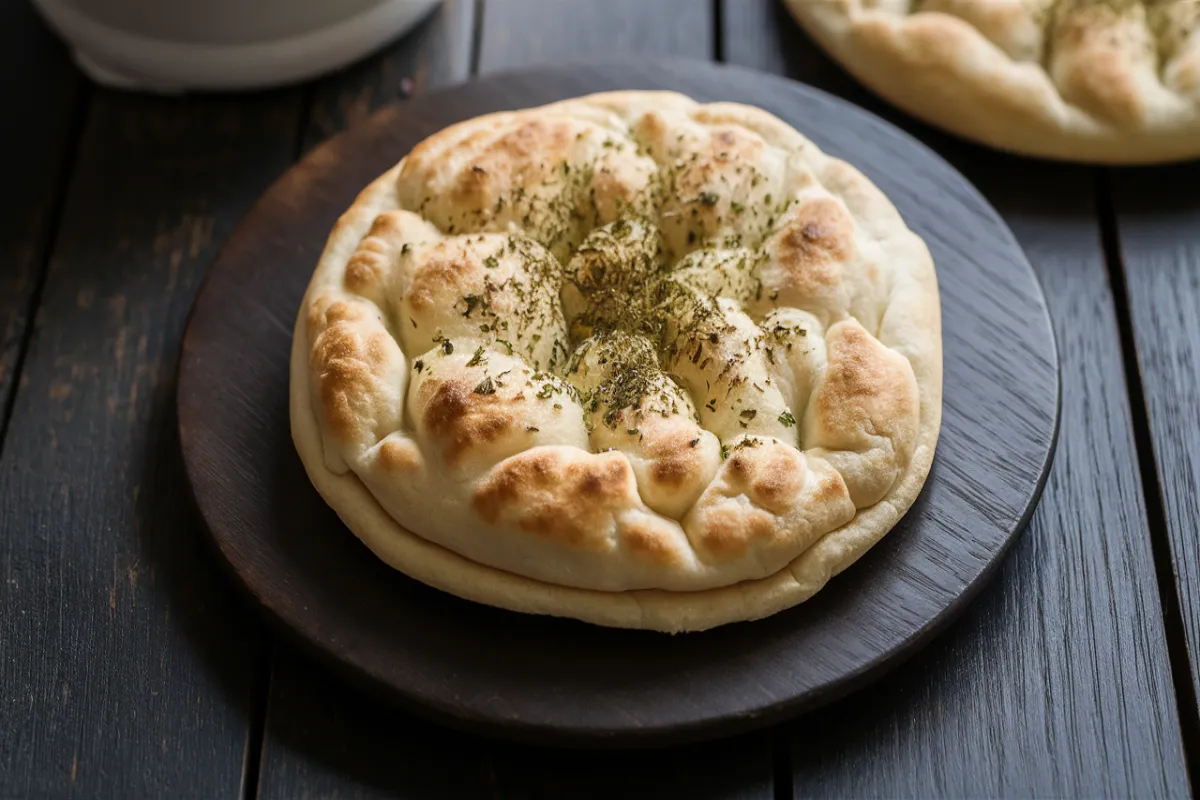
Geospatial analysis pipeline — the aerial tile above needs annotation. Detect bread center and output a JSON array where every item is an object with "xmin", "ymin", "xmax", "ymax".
[{"xmin": 562, "ymin": 217, "xmax": 736, "ymax": 432}]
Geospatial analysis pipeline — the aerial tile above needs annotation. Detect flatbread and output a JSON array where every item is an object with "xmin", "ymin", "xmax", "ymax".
[
  {"xmin": 290, "ymin": 91, "xmax": 942, "ymax": 632},
  {"xmin": 785, "ymin": 0, "xmax": 1200, "ymax": 164}
]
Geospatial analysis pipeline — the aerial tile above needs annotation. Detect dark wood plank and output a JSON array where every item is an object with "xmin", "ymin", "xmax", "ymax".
[
  {"xmin": 0, "ymin": 2, "xmax": 83, "ymax": 438},
  {"xmin": 478, "ymin": 0, "xmax": 713, "ymax": 72},
  {"xmin": 482, "ymin": 743, "xmax": 771, "ymax": 799},
  {"xmin": 260, "ymin": 645, "xmax": 773, "ymax": 800},
  {"xmin": 301, "ymin": 0, "xmax": 477, "ymax": 154},
  {"xmin": 256, "ymin": 4, "xmax": 486, "ymax": 797},
  {"xmin": 723, "ymin": 1, "xmax": 1191, "ymax": 795},
  {"xmin": 0, "ymin": 87, "xmax": 302, "ymax": 797},
  {"xmin": 256, "ymin": 645, "xmax": 496, "ymax": 800},
  {"xmin": 1109, "ymin": 162, "xmax": 1200, "ymax": 777}
]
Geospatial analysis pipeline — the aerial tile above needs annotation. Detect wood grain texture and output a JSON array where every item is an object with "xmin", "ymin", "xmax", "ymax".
[
  {"xmin": 479, "ymin": 739, "xmax": 772, "ymax": 800},
  {"xmin": 300, "ymin": 0, "xmax": 476, "ymax": 154},
  {"xmin": 176, "ymin": 61, "xmax": 1057, "ymax": 748},
  {"xmin": 0, "ymin": 88, "xmax": 302, "ymax": 797},
  {"xmin": 256, "ymin": 7, "xmax": 487, "ymax": 798},
  {"xmin": 1109, "ymin": 162, "xmax": 1200, "ymax": 766},
  {"xmin": 258, "ymin": 644, "xmax": 772, "ymax": 800},
  {"xmin": 0, "ymin": 2, "xmax": 82, "ymax": 438},
  {"xmin": 478, "ymin": 0, "xmax": 713, "ymax": 72},
  {"xmin": 257, "ymin": 645, "xmax": 496, "ymax": 800},
  {"xmin": 723, "ymin": 2, "xmax": 1192, "ymax": 795}
]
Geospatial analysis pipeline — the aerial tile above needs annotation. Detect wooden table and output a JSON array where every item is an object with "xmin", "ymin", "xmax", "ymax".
[{"xmin": 2, "ymin": 1, "xmax": 1197, "ymax": 796}]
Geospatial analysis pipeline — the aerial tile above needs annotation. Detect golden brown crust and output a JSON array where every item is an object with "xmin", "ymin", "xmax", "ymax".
[
  {"xmin": 812, "ymin": 322, "xmax": 916, "ymax": 439},
  {"xmin": 728, "ymin": 446, "xmax": 808, "ymax": 515},
  {"xmin": 786, "ymin": 0, "xmax": 1200, "ymax": 164},
  {"xmin": 420, "ymin": 379, "xmax": 516, "ymax": 467},
  {"xmin": 921, "ymin": 0, "xmax": 1049, "ymax": 61},
  {"xmin": 308, "ymin": 299, "xmax": 405, "ymax": 454},
  {"xmin": 646, "ymin": 422, "xmax": 708, "ymax": 489},
  {"xmin": 618, "ymin": 514, "xmax": 689, "ymax": 566},
  {"xmin": 691, "ymin": 502, "xmax": 778, "ymax": 560},
  {"xmin": 472, "ymin": 448, "xmax": 638, "ymax": 551},
  {"xmin": 765, "ymin": 194, "xmax": 856, "ymax": 315},
  {"xmin": 683, "ymin": 438, "xmax": 856, "ymax": 567},
  {"xmin": 806, "ymin": 320, "xmax": 920, "ymax": 507},
  {"xmin": 407, "ymin": 347, "xmax": 588, "ymax": 475},
  {"xmin": 290, "ymin": 90, "xmax": 942, "ymax": 630},
  {"xmin": 374, "ymin": 434, "xmax": 422, "ymax": 473},
  {"xmin": 1051, "ymin": 3, "xmax": 1154, "ymax": 125},
  {"xmin": 398, "ymin": 111, "xmax": 657, "ymax": 260}
]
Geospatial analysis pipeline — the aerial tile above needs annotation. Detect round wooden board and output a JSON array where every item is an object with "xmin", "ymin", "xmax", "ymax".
[{"xmin": 178, "ymin": 60, "xmax": 1060, "ymax": 748}]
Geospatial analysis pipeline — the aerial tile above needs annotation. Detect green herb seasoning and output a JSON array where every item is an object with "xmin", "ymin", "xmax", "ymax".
[{"xmin": 419, "ymin": 124, "xmax": 827, "ymax": 440}]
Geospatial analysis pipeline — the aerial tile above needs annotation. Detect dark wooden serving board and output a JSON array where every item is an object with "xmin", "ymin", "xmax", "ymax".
[{"xmin": 177, "ymin": 60, "xmax": 1059, "ymax": 748}]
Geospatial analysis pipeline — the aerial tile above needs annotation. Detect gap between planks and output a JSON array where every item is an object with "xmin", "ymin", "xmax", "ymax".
[
  {"xmin": 712, "ymin": 0, "xmax": 725, "ymax": 63},
  {"xmin": 242, "ymin": 90, "xmax": 312, "ymax": 798},
  {"xmin": 242, "ymin": 641, "xmax": 276, "ymax": 800},
  {"xmin": 710, "ymin": 4, "xmax": 789, "ymax": 793},
  {"xmin": 243, "ymin": 3, "xmax": 486, "ymax": 796},
  {"xmin": 0, "ymin": 87, "xmax": 91, "ymax": 460},
  {"xmin": 1097, "ymin": 169, "xmax": 1200, "ymax": 791},
  {"xmin": 470, "ymin": 0, "xmax": 486, "ymax": 79}
]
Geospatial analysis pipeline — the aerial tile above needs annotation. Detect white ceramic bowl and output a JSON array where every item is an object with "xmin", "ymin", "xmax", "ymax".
[{"xmin": 33, "ymin": 0, "xmax": 442, "ymax": 92}]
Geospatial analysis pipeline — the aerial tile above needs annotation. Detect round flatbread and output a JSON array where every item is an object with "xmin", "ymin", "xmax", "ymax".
[
  {"xmin": 290, "ymin": 90, "xmax": 942, "ymax": 632},
  {"xmin": 785, "ymin": 0, "xmax": 1200, "ymax": 164}
]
